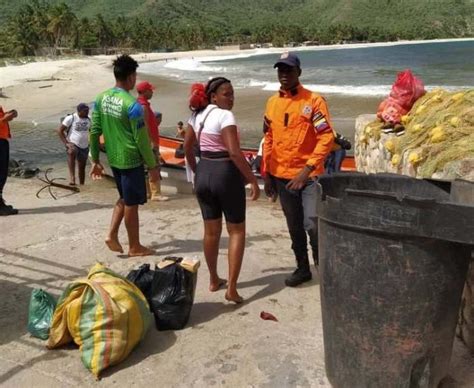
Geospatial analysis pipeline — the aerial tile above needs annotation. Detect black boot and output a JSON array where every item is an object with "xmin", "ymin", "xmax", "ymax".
[
  {"xmin": 285, "ymin": 257, "xmax": 312, "ymax": 287},
  {"xmin": 0, "ymin": 199, "xmax": 18, "ymax": 216}
]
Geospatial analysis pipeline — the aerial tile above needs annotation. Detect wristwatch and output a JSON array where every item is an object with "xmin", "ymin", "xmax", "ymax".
[{"xmin": 305, "ymin": 164, "xmax": 316, "ymax": 172}]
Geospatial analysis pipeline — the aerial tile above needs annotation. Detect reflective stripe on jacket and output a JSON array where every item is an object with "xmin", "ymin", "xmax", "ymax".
[{"xmin": 263, "ymin": 84, "xmax": 334, "ymax": 179}]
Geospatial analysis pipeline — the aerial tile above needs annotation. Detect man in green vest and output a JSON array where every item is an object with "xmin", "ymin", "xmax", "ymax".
[{"xmin": 89, "ymin": 55, "xmax": 158, "ymax": 257}]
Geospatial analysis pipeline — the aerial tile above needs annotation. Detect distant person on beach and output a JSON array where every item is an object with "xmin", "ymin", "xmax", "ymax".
[
  {"xmin": 136, "ymin": 81, "xmax": 169, "ymax": 201},
  {"xmin": 184, "ymin": 77, "xmax": 260, "ymax": 303},
  {"xmin": 57, "ymin": 103, "xmax": 91, "ymax": 186},
  {"xmin": 263, "ymin": 52, "xmax": 334, "ymax": 287},
  {"xmin": 176, "ymin": 121, "xmax": 185, "ymax": 138},
  {"xmin": 89, "ymin": 55, "xmax": 159, "ymax": 257},
  {"xmin": 0, "ymin": 105, "xmax": 18, "ymax": 216}
]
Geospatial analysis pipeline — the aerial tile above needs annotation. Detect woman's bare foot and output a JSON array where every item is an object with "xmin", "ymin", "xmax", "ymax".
[
  {"xmin": 128, "ymin": 245, "xmax": 155, "ymax": 257},
  {"xmin": 209, "ymin": 278, "xmax": 227, "ymax": 292},
  {"xmin": 105, "ymin": 238, "xmax": 124, "ymax": 253},
  {"xmin": 225, "ymin": 290, "xmax": 244, "ymax": 304}
]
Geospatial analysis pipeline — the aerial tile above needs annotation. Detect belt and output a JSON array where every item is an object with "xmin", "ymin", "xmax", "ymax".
[{"xmin": 201, "ymin": 156, "xmax": 231, "ymax": 161}]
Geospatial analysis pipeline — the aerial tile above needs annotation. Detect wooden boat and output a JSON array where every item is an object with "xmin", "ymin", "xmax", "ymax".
[
  {"xmin": 100, "ymin": 134, "xmax": 356, "ymax": 194},
  {"xmin": 159, "ymin": 135, "xmax": 356, "ymax": 172}
]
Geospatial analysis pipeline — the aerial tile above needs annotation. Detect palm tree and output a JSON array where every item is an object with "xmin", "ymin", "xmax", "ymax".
[{"xmin": 47, "ymin": 2, "xmax": 77, "ymax": 53}]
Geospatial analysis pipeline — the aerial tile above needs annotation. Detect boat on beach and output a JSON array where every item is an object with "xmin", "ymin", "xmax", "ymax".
[
  {"xmin": 158, "ymin": 135, "xmax": 356, "ymax": 171},
  {"xmin": 157, "ymin": 135, "xmax": 356, "ymax": 194},
  {"xmin": 100, "ymin": 134, "xmax": 356, "ymax": 194}
]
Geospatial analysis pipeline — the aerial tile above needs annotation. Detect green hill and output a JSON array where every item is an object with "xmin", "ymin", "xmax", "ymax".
[{"xmin": 0, "ymin": 0, "xmax": 472, "ymax": 56}]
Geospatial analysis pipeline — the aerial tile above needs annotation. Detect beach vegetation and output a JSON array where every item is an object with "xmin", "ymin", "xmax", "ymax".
[{"xmin": 0, "ymin": 0, "xmax": 472, "ymax": 58}]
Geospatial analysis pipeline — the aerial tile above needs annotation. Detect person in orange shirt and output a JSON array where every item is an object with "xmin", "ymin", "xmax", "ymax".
[
  {"xmin": 263, "ymin": 52, "xmax": 334, "ymax": 287},
  {"xmin": 0, "ymin": 106, "xmax": 18, "ymax": 216},
  {"xmin": 136, "ymin": 81, "xmax": 169, "ymax": 201}
]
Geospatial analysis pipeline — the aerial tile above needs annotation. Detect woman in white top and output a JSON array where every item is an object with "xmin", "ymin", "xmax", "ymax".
[{"xmin": 184, "ymin": 77, "xmax": 260, "ymax": 303}]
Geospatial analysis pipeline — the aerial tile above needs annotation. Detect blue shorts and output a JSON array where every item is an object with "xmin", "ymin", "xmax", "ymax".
[
  {"xmin": 74, "ymin": 145, "xmax": 89, "ymax": 163},
  {"xmin": 111, "ymin": 165, "xmax": 147, "ymax": 206}
]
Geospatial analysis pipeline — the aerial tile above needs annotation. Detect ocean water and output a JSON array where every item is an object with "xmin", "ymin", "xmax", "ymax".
[
  {"xmin": 9, "ymin": 39, "xmax": 474, "ymax": 169},
  {"xmin": 140, "ymin": 39, "xmax": 474, "ymax": 97}
]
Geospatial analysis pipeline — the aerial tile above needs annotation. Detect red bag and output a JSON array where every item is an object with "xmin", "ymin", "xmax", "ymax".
[
  {"xmin": 390, "ymin": 69, "xmax": 425, "ymax": 110},
  {"xmin": 377, "ymin": 70, "xmax": 425, "ymax": 124},
  {"xmin": 377, "ymin": 98, "xmax": 407, "ymax": 125}
]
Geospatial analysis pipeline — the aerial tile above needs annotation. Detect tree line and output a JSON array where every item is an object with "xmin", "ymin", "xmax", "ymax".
[{"xmin": 0, "ymin": 0, "xmax": 472, "ymax": 57}]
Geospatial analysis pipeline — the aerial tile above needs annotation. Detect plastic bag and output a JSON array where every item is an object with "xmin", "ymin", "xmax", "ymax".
[
  {"xmin": 151, "ymin": 257, "xmax": 199, "ymax": 331},
  {"xmin": 390, "ymin": 69, "xmax": 425, "ymax": 110},
  {"xmin": 126, "ymin": 263, "xmax": 155, "ymax": 300},
  {"xmin": 377, "ymin": 70, "xmax": 425, "ymax": 124},
  {"xmin": 377, "ymin": 98, "xmax": 408, "ymax": 125},
  {"xmin": 47, "ymin": 263, "xmax": 151, "ymax": 378},
  {"xmin": 27, "ymin": 289, "xmax": 57, "ymax": 340}
]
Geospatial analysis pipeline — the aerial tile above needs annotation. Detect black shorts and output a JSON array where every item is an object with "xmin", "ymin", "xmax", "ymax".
[
  {"xmin": 194, "ymin": 159, "xmax": 246, "ymax": 224},
  {"xmin": 72, "ymin": 145, "xmax": 89, "ymax": 163},
  {"xmin": 111, "ymin": 165, "xmax": 147, "ymax": 206}
]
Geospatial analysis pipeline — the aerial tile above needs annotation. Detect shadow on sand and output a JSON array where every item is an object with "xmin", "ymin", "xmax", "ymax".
[{"xmin": 18, "ymin": 202, "xmax": 112, "ymax": 215}]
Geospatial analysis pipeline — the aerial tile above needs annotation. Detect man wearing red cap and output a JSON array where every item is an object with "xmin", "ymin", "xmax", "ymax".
[{"xmin": 136, "ymin": 81, "xmax": 169, "ymax": 201}]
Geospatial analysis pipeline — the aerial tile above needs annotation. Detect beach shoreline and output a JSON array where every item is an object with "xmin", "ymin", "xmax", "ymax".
[
  {"xmin": 1, "ymin": 37, "xmax": 473, "ymax": 385},
  {"xmin": 1, "ymin": 37, "xmax": 471, "ymax": 149}
]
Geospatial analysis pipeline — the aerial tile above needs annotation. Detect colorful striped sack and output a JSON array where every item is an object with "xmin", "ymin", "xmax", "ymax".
[{"xmin": 47, "ymin": 263, "xmax": 152, "ymax": 378}]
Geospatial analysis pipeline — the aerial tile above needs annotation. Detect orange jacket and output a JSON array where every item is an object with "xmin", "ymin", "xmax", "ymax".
[
  {"xmin": 0, "ymin": 106, "xmax": 11, "ymax": 140},
  {"xmin": 263, "ymin": 84, "xmax": 334, "ymax": 179}
]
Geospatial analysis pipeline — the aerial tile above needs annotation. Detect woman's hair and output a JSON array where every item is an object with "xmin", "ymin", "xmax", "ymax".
[{"xmin": 189, "ymin": 77, "xmax": 231, "ymax": 113}]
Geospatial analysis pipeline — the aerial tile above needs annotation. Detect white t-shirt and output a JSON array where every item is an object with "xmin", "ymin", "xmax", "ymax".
[
  {"xmin": 187, "ymin": 104, "xmax": 237, "ymax": 152},
  {"xmin": 62, "ymin": 113, "xmax": 91, "ymax": 149}
]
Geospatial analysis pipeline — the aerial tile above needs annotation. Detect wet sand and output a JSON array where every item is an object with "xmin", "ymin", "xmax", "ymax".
[
  {"xmin": 137, "ymin": 74, "xmax": 381, "ymax": 146},
  {"xmin": 1, "ymin": 50, "xmax": 380, "ymax": 151}
]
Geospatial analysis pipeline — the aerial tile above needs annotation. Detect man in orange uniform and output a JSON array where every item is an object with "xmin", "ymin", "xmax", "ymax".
[
  {"xmin": 0, "ymin": 106, "xmax": 18, "ymax": 216},
  {"xmin": 263, "ymin": 52, "xmax": 334, "ymax": 287}
]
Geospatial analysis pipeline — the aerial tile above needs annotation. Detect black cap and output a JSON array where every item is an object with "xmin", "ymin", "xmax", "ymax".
[
  {"xmin": 77, "ymin": 103, "xmax": 89, "ymax": 111},
  {"xmin": 274, "ymin": 52, "xmax": 301, "ymax": 68}
]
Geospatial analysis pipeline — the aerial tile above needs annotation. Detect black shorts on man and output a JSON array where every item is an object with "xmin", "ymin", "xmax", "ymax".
[{"xmin": 111, "ymin": 165, "xmax": 147, "ymax": 206}]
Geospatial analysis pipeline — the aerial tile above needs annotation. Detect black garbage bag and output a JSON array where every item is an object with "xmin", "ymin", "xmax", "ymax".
[
  {"xmin": 150, "ymin": 257, "xmax": 198, "ymax": 331},
  {"xmin": 126, "ymin": 263, "xmax": 155, "ymax": 301}
]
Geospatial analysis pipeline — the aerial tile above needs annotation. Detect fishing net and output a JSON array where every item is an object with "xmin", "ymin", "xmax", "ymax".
[{"xmin": 364, "ymin": 89, "xmax": 474, "ymax": 178}]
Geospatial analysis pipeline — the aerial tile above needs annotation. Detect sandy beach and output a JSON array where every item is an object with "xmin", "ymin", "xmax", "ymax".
[
  {"xmin": 1, "ymin": 39, "xmax": 474, "ymax": 386},
  {"xmin": 0, "ymin": 177, "xmax": 474, "ymax": 387},
  {"xmin": 2, "ymin": 40, "xmax": 442, "ymax": 144},
  {"xmin": 2, "ymin": 38, "xmax": 472, "ymax": 124}
]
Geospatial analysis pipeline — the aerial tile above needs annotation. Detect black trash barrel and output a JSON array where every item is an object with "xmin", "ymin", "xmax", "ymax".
[{"xmin": 315, "ymin": 173, "xmax": 474, "ymax": 388}]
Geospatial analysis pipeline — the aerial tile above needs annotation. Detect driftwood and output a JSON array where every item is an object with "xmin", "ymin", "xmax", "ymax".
[
  {"xmin": 36, "ymin": 168, "xmax": 79, "ymax": 199},
  {"xmin": 26, "ymin": 76, "xmax": 70, "ymax": 83}
]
